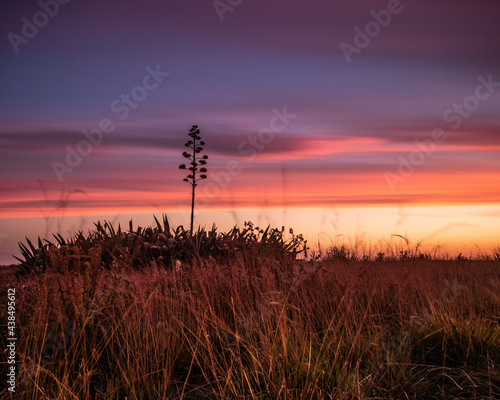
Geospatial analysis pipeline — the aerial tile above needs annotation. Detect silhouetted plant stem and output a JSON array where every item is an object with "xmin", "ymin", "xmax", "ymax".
[{"xmin": 179, "ymin": 125, "xmax": 208, "ymax": 235}]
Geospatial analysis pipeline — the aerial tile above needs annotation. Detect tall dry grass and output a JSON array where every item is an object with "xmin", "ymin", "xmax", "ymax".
[{"xmin": 1, "ymin": 252, "xmax": 499, "ymax": 399}]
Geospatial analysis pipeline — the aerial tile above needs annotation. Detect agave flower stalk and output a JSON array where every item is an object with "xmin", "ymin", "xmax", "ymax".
[{"xmin": 178, "ymin": 125, "xmax": 208, "ymax": 235}]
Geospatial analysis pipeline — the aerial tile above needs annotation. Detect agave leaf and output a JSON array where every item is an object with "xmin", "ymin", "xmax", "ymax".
[
  {"xmin": 260, "ymin": 225, "xmax": 270, "ymax": 244},
  {"xmin": 13, "ymin": 255, "xmax": 25, "ymax": 264},
  {"xmin": 162, "ymin": 214, "xmax": 171, "ymax": 237},
  {"xmin": 105, "ymin": 221, "xmax": 115, "ymax": 236},
  {"xmin": 18, "ymin": 242, "xmax": 32, "ymax": 259},
  {"xmin": 153, "ymin": 215, "xmax": 163, "ymax": 233},
  {"xmin": 53, "ymin": 232, "xmax": 67, "ymax": 246},
  {"xmin": 26, "ymin": 238, "xmax": 37, "ymax": 254}
]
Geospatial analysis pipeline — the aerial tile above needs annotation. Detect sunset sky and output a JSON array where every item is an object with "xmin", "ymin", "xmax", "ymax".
[{"xmin": 1, "ymin": 0, "xmax": 500, "ymax": 264}]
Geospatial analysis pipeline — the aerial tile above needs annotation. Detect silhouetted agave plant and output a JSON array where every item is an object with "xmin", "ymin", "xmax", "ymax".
[{"xmin": 179, "ymin": 125, "xmax": 208, "ymax": 235}]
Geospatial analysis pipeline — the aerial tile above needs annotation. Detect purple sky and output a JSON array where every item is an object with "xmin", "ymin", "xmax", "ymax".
[{"xmin": 1, "ymin": 0, "xmax": 500, "ymax": 262}]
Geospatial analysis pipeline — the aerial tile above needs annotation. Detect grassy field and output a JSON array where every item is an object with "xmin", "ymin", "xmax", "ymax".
[{"xmin": 1, "ymin": 219, "xmax": 499, "ymax": 399}]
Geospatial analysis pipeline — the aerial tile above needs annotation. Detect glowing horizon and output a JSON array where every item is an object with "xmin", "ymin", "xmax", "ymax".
[{"xmin": 1, "ymin": 204, "xmax": 499, "ymax": 266}]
